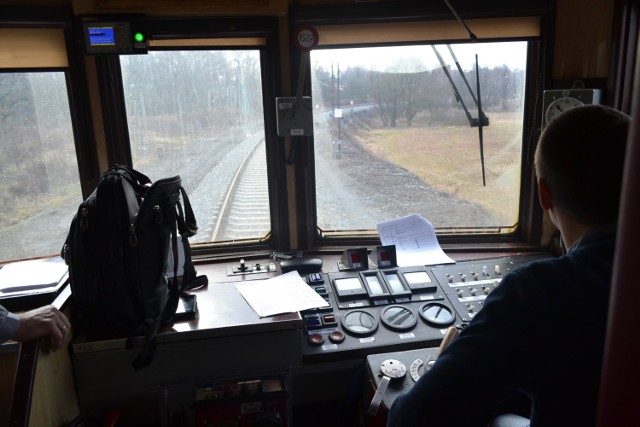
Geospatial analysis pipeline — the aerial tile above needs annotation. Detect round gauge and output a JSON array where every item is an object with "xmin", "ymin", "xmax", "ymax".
[
  {"xmin": 545, "ymin": 96, "xmax": 584, "ymax": 125},
  {"xmin": 381, "ymin": 305, "xmax": 417, "ymax": 331},
  {"xmin": 341, "ymin": 310, "xmax": 378, "ymax": 336},
  {"xmin": 419, "ymin": 302, "xmax": 455, "ymax": 327}
]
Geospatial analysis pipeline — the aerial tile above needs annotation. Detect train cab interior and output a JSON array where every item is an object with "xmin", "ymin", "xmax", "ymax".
[{"xmin": 1, "ymin": 0, "xmax": 639, "ymax": 426}]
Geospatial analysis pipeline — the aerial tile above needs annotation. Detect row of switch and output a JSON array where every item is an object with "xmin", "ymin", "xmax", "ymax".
[
  {"xmin": 455, "ymin": 286, "xmax": 491, "ymax": 298},
  {"xmin": 445, "ymin": 265, "xmax": 503, "ymax": 283}
]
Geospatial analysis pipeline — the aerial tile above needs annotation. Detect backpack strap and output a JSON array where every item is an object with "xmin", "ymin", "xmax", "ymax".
[
  {"xmin": 177, "ymin": 186, "xmax": 198, "ymax": 238},
  {"xmin": 120, "ymin": 178, "xmax": 140, "ymax": 246},
  {"xmin": 174, "ymin": 187, "xmax": 200, "ymax": 293},
  {"xmin": 160, "ymin": 190, "xmax": 182, "ymax": 324},
  {"xmin": 127, "ymin": 318, "xmax": 160, "ymax": 371}
]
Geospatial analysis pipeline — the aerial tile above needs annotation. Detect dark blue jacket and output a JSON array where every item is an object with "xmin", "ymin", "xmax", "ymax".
[{"xmin": 387, "ymin": 224, "xmax": 616, "ymax": 427}]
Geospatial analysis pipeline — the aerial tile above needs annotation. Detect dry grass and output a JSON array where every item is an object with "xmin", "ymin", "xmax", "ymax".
[{"xmin": 353, "ymin": 111, "xmax": 523, "ymax": 225}]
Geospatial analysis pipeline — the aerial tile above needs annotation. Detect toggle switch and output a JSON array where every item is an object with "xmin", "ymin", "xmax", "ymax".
[{"xmin": 232, "ymin": 258, "xmax": 254, "ymax": 274}]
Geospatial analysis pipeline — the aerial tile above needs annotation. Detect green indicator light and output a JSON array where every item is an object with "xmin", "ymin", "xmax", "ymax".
[{"xmin": 134, "ymin": 33, "xmax": 144, "ymax": 43}]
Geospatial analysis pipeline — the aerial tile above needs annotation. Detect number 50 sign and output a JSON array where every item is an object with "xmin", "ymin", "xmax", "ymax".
[{"xmin": 294, "ymin": 26, "xmax": 319, "ymax": 52}]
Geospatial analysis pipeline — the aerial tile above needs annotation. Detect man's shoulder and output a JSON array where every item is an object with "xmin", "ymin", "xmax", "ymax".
[
  {"xmin": 498, "ymin": 247, "xmax": 613, "ymax": 303},
  {"xmin": 506, "ymin": 256, "xmax": 570, "ymax": 286}
]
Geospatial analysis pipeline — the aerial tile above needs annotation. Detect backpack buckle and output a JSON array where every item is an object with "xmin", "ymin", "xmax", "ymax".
[
  {"xmin": 80, "ymin": 207, "xmax": 89, "ymax": 231},
  {"xmin": 129, "ymin": 224, "xmax": 137, "ymax": 247},
  {"xmin": 153, "ymin": 205, "xmax": 163, "ymax": 225}
]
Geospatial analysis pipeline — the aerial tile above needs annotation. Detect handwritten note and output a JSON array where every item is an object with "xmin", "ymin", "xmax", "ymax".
[
  {"xmin": 236, "ymin": 271, "xmax": 329, "ymax": 317},
  {"xmin": 377, "ymin": 214, "xmax": 455, "ymax": 266}
]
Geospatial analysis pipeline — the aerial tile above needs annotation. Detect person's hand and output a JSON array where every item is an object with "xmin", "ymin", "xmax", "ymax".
[{"xmin": 14, "ymin": 305, "xmax": 71, "ymax": 351}]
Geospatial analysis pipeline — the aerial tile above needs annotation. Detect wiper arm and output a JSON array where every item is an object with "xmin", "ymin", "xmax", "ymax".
[
  {"xmin": 475, "ymin": 54, "xmax": 486, "ymax": 186},
  {"xmin": 447, "ymin": 45, "xmax": 489, "ymax": 127},
  {"xmin": 432, "ymin": 46, "xmax": 488, "ymax": 128},
  {"xmin": 432, "ymin": 45, "xmax": 488, "ymax": 186}
]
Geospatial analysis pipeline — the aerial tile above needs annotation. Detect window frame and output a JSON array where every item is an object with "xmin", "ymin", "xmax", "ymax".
[
  {"xmin": 291, "ymin": 1, "xmax": 553, "ymax": 251},
  {"xmin": 0, "ymin": 9, "xmax": 100, "ymax": 197},
  {"xmin": 92, "ymin": 16, "xmax": 289, "ymax": 254}
]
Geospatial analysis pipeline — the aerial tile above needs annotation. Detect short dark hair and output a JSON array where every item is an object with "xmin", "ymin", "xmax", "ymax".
[{"xmin": 534, "ymin": 104, "xmax": 630, "ymax": 225}]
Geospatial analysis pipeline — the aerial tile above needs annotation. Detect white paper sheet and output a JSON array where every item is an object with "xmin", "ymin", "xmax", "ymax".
[
  {"xmin": 0, "ymin": 258, "xmax": 68, "ymax": 294},
  {"xmin": 235, "ymin": 271, "xmax": 330, "ymax": 317},
  {"xmin": 377, "ymin": 214, "xmax": 455, "ymax": 266}
]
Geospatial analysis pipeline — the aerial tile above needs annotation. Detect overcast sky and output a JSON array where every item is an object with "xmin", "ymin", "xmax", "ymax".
[{"xmin": 311, "ymin": 41, "xmax": 528, "ymax": 73}]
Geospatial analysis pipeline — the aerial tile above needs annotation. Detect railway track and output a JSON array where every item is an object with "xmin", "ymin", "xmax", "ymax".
[{"xmin": 210, "ymin": 139, "xmax": 271, "ymax": 242}]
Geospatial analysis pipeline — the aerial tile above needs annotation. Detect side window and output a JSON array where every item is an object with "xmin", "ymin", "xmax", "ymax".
[
  {"xmin": 120, "ymin": 48, "xmax": 270, "ymax": 245},
  {"xmin": 0, "ymin": 29, "xmax": 83, "ymax": 263}
]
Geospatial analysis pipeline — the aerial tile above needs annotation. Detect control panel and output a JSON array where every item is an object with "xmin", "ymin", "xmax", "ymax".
[
  {"xmin": 431, "ymin": 257, "xmax": 528, "ymax": 322},
  {"xmin": 301, "ymin": 254, "xmax": 548, "ymax": 363}
]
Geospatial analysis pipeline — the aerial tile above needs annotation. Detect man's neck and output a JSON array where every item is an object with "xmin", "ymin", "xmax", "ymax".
[{"xmin": 556, "ymin": 214, "xmax": 593, "ymax": 249}]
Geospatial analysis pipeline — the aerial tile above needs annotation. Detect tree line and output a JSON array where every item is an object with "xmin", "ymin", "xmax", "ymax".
[{"xmin": 314, "ymin": 62, "xmax": 525, "ymax": 128}]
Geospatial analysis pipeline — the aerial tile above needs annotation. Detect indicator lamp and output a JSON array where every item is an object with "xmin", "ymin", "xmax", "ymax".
[{"xmin": 134, "ymin": 33, "xmax": 145, "ymax": 43}]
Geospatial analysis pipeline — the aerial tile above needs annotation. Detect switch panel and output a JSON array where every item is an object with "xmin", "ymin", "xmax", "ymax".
[{"xmin": 276, "ymin": 96, "xmax": 313, "ymax": 137}]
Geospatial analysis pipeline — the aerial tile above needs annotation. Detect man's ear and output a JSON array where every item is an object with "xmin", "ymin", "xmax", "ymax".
[{"xmin": 537, "ymin": 178, "xmax": 554, "ymax": 210}]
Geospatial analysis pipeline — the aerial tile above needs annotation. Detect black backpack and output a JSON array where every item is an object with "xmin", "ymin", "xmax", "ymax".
[{"xmin": 62, "ymin": 165, "xmax": 202, "ymax": 369}]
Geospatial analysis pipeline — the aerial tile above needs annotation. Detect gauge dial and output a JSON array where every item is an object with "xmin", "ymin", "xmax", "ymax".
[
  {"xmin": 419, "ymin": 302, "xmax": 455, "ymax": 327},
  {"xmin": 544, "ymin": 96, "xmax": 584, "ymax": 125},
  {"xmin": 341, "ymin": 310, "xmax": 378, "ymax": 336},
  {"xmin": 381, "ymin": 305, "xmax": 417, "ymax": 331}
]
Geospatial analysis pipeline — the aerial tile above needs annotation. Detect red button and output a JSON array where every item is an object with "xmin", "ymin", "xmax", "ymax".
[
  {"xmin": 329, "ymin": 331, "xmax": 345, "ymax": 343},
  {"xmin": 309, "ymin": 333, "xmax": 324, "ymax": 345}
]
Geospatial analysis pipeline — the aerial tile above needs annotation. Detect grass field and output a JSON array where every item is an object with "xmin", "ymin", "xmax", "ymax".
[{"xmin": 351, "ymin": 111, "xmax": 524, "ymax": 226}]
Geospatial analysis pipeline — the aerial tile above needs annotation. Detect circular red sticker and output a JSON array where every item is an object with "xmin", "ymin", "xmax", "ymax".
[{"xmin": 294, "ymin": 26, "xmax": 319, "ymax": 52}]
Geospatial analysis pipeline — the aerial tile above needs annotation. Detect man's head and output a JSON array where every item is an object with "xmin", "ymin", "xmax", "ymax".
[{"xmin": 535, "ymin": 104, "xmax": 630, "ymax": 227}]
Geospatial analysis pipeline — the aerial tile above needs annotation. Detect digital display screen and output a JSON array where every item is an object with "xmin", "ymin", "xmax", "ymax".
[
  {"xmin": 88, "ymin": 26, "xmax": 116, "ymax": 46},
  {"xmin": 335, "ymin": 277, "xmax": 363, "ymax": 291},
  {"xmin": 351, "ymin": 253, "xmax": 361, "ymax": 264},
  {"xmin": 82, "ymin": 21, "xmax": 145, "ymax": 55},
  {"xmin": 365, "ymin": 275, "xmax": 385, "ymax": 296},
  {"xmin": 380, "ymin": 251, "xmax": 390, "ymax": 261},
  {"xmin": 404, "ymin": 271, "xmax": 431, "ymax": 285},
  {"xmin": 385, "ymin": 273, "xmax": 406, "ymax": 293}
]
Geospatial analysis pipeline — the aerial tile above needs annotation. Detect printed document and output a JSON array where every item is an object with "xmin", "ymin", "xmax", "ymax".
[
  {"xmin": 236, "ymin": 271, "xmax": 329, "ymax": 317},
  {"xmin": 377, "ymin": 214, "xmax": 455, "ymax": 266}
]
